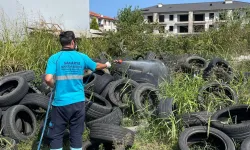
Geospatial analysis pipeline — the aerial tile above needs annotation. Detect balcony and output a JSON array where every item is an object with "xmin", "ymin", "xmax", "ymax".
[{"xmin": 176, "ymin": 14, "xmax": 189, "ymax": 24}]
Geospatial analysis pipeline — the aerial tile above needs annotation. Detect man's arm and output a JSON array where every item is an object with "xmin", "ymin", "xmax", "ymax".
[
  {"xmin": 96, "ymin": 62, "xmax": 111, "ymax": 70},
  {"xmin": 45, "ymin": 74, "xmax": 55, "ymax": 88},
  {"xmin": 84, "ymin": 54, "xmax": 111, "ymax": 71},
  {"xmin": 45, "ymin": 56, "xmax": 56, "ymax": 88}
]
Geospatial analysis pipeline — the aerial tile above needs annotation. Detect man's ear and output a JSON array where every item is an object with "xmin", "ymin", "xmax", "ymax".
[{"xmin": 71, "ymin": 40, "xmax": 75, "ymax": 46}]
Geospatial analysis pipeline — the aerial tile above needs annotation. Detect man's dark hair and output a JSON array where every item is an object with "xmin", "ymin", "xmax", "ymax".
[{"xmin": 59, "ymin": 31, "xmax": 76, "ymax": 47}]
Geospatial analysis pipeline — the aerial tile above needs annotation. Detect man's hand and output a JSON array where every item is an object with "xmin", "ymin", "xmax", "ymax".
[
  {"xmin": 45, "ymin": 74, "xmax": 55, "ymax": 88},
  {"xmin": 96, "ymin": 62, "xmax": 111, "ymax": 70},
  {"xmin": 105, "ymin": 62, "xmax": 111, "ymax": 68}
]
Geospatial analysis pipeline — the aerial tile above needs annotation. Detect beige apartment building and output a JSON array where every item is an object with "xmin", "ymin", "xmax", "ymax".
[{"xmin": 141, "ymin": 0, "xmax": 250, "ymax": 35}]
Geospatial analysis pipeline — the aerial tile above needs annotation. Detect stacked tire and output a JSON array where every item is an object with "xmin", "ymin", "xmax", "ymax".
[
  {"xmin": 82, "ymin": 69, "xmax": 176, "ymax": 149},
  {"xmin": 179, "ymin": 104, "xmax": 250, "ymax": 149},
  {"xmin": 0, "ymin": 70, "xmax": 49, "ymax": 149},
  {"xmin": 177, "ymin": 56, "xmax": 248, "ymax": 150}
]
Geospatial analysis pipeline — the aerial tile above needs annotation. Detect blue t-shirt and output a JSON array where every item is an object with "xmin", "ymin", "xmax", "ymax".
[{"xmin": 45, "ymin": 50, "xmax": 97, "ymax": 106}]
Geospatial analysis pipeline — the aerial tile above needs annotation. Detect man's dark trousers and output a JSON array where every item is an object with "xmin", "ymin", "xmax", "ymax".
[{"xmin": 47, "ymin": 101, "xmax": 85, "ymax": 149}]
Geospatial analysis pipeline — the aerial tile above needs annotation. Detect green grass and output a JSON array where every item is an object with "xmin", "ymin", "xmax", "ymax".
[
  {"xmin": 12, "ymin": 54, "xmax": 250, "ymax": 150},
  {"xmin": 16, "ymin": 64, "xmax": 248, "ymax": 150}
]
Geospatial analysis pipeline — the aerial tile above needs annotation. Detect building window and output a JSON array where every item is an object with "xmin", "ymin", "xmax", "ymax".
[
  {"xmin": 159, "ymin": 15, "xmax": 165, "ymax": 22},
  {"xmin": 209, "ymin": 13, "xmax": 214, "ymax": 20},
  {"xmin": 98, "ymin": 19, "xmax": 102, "ymax": 25},
  {"xmin": 194, "ymin": 25, "xmax": 205, "ymax": 32},
  {"xmin": 169, "ymin": 26, "xmax": 174, "ymax": 32},
  {"xmin": 209, "ymin": 25, "xmax": 214, "ymax": 29},
  {"xmin": 194, "ymin": 14, "xmax": 205, "ymax": 21},
  {"xmin": 169, "ymin": 15, "xmax": 174, "ymax": 21},
  {"xmin": 147, "ymin": 16, "xmax": 153, "ymax": 22},
  {"xmin": 179, "ymin": 26, "xmax": 188, "ymax": 33},
  {"xmin": 179, "ymin": 14, "xmax": 189, "ymax": 22}
]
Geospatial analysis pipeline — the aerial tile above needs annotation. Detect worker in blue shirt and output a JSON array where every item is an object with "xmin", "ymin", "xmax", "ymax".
[{"xmin": 44, "ymin": 31, "xmax": 111, "ymax": 150}]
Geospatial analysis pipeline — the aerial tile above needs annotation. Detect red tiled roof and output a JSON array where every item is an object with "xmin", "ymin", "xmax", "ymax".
[{"xmin": 90, "ymin": 11, "xmax": 115, "ymax": 20}]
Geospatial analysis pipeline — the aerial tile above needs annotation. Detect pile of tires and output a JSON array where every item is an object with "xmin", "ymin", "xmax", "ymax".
[
  {"xmin": 34, "ymin": 62, "xmax": 176, "ymax": 149},
  {"xmin": 80, "ymin": 70, "xmax": 176, "ymax": 149},
  {"xmin": 172, "ymin": 55, "xmax": 249, "ymax": 85},
  {"xmin": 0, "ymin": 70, "xmax": 50, "ymax": 149},
  {"xmin": 179, "ymin": 104, "xmax": 250, "ymax": 150},
  {"xmin": 3, "ymin": 53, "xmax": 247, "ymax": 149},
  {"xmin": 176, "ymin": 56, "xmax": 250, "ymax": 149}
]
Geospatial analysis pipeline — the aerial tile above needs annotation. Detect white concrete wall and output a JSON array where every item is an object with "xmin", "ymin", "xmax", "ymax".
[
  {"xmin": 0, "ymin": 0, "xmax": 90, "ymax": 31},
  {"xmin": 97, "ymin": 18, "xmax": 116, "ymax": 32},
  {"xmin": 143, "ymin": 9, "xmax": 244, "ymax": 34}
]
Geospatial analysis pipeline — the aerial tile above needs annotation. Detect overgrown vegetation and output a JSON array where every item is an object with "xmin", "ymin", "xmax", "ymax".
[
  {"xmin": 90, "ymin": 17, "xmax": 100, "ymax": 30},
  {"xmin": 1, "ymin": 5, "xmax": 250, "ymax": 150}
]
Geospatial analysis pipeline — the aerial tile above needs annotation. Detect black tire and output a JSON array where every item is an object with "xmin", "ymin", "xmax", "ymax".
[
  {"xmin": 37, "ymin": 82, "xmax": 51, "ymax": 95},
  {"xmin": 0, "ymin": 136, "xmax": 18, "ymax": 150},
  {"xmin": 197, "ymin": 81, "xmax": 238, "ymax": 111},
  {"xmin": 93, "ymin": 73, "xmax": 114, "ymax": 94},
  {"xmin": 100, "ymin": 81, "xmax": 115, "ymax": 98},
  {"xmin": 2, "ymin": 70, "xmax": 35, "ymax": 82},
  {"xmin": 0, "ymin": 108, "xmax": 2, "ymax": 117},
  {"xmin": 89, "ymin": 123, "xmax": 135, "ymax": 147},
  {"xmin": 112, "ymin": 72, "xmax": 123, "ymax": 81},
  {"xmin": 203, "ymin": 58, "xmax": 233, "ymax": 83},
  {"xmin": 93, "ymin": 70, "xmax": 106, "ymax": 76},
  {"xmin": 27, "ymin": 83, "xmax": 42, "ymax": 94},
  {"xmin": 108, "ymin": 78, "xmax": 139, "ymax": 108},
  {"xmin": 1, "ymin": 105, "xmax": 37, "ymax": 142},
  {"xmin": 112, "ymin": 63, "xmax": 130, "ymax": 75},
  {"xmin": 131, "ymin": 83, "xmax": 159, "ymax": 115},
  {"xmin": 241, "ymin": 136, "xmax": 250, "ymax": 150},
  {"xmin": 82, "ymin": 140, "xmax": 101, "ymax": 150},
  {"xmin": 0, "ymin": 76, "xmax": 29, "ymax": 107},
  {"xmin": 23, "ymin": 121, "xmax": 32, "ymax": 134},
  {"xmin": 173, "ymin": 54, "xmax": 193, "ymax": 72},
  {"xmin": 178, "ymin": 126, "xmax": 235, "ymax": 150},
  {"xmin": 85, "ymin": 91, "xmax": 112, "ymax": 120},
  {"xmin": 130, "ymin": 72, "xmax": 158, "ymax": 87},
  {"xmin": 135, "ymin": 55, "xmax": 144, "ymax": 60},
  {"xmin": 182, "ymin": 111, "xmax": 213, "ymax": 127},
  {"xmin": 181, "ymin": 56, "xmax": 208, "ymax": 73},
  {"xmin": 0, "ymin": 106, "xmax": 15, "ymax": 111},
  {"xmin": 86, "ymin": 107, "xmax": 123, "ymax": 128},
  {"xmin": 145, "ymin": 51, "xmax": 157, "ymax": 60},
  {"xmin": 16, "ymin": 118, "xmax": 23, "ymax": 132},
  {"xmin": 83, "ymin": 73, "xmax": 99, "ymax": 90},
  {"xmin": 127, "ymin": 69, "xmax": 142, "ymax": 77},
  {"xmin": 211, "ymin": 104, "xmax": 250, "ymax": 141},
  {"xmin": 156, "ymin": 98, "xmax": 175, "ymax": 119},
  {"xmin": 19, "ymin": 93, "xmax": 49, "ymax": 110}
]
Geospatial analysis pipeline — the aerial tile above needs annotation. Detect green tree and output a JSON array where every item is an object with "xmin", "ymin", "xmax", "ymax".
[
  {"xmin": 90, "ymin": 17, "xmax": 99, "ymax": 30},
  {"xmin": 106, "ymin": 6, "xmax": 159, "ymax": 56},
  {"xmin": 115, "ymin": 6, "xmax": 145, "ymax": 34}
]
